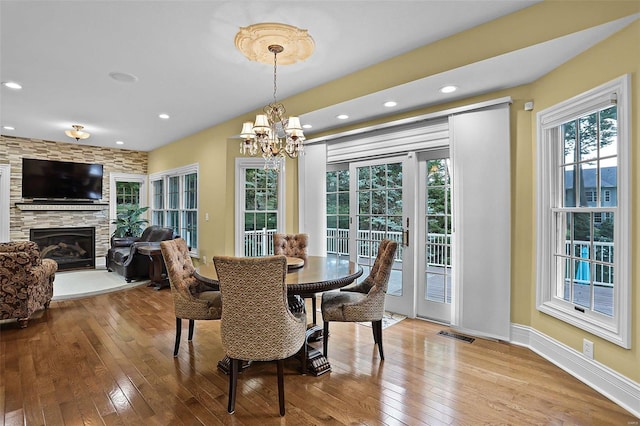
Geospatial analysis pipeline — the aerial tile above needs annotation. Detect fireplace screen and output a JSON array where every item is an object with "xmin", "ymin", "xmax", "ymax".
[{"xmin": 30, "ymin": 227, "xmax": 96, "ymax": 271}]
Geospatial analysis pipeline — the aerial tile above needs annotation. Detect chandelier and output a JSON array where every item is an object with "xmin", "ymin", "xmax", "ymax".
[
  {"xmin": 235, "ymin": 23, "xmax": 314, "ymax": 171},
  {"xmin": 65, "ymin": 124, "xmax": 90, "ymax": 141}
]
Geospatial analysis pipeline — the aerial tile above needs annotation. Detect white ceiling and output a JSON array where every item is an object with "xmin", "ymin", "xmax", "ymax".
[{"xmin": 1, "ymin": 1, "xmax": 636, "ymax": 152}]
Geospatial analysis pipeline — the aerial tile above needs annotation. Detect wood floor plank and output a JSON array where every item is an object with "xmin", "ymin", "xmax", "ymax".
[{"xmin": 1, "ymin": 284, "xmax": 637, "ymax": 425}]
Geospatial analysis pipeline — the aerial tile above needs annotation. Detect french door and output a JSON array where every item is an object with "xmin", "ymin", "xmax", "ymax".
[
  {"xmin": 416, "ymin": 149, "xmax": 453, "ymax": 323},
  {"xmin": 349, "ymin": 156, "xmax": 414, "ymax": 315}
]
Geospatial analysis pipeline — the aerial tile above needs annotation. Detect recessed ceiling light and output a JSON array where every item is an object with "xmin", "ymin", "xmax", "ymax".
[
  {"xmin": 384, "ymin": 101, "xmax": 397, "ymax": 107},
  {"xmin": 2, "ymin": 81, "xmax": 22, "ymax": 90},
  {"xmin": 158, "ymin": 113, "xmax": 170, "ymax": 120},
  {"xmin": 440, "ymin": 85, "xmax": 458, "ymax": 94},
  {"xmin": 109, "ymin": 71, "xmax": 138, "ymax": 83},
  {"xmin": 336, "ymin": 114, "xmax": 349, "ymax": 120},
  {"xmin": 3, "ymin": 126, "xmax": 15, "ymax": 130},
  {"xmin": 116, "ymin": 140, "xmax": 124, "ymax": 145},
  {"xmin": 302, "ymin": 124, "xmax": 312, "ymax": 129}
]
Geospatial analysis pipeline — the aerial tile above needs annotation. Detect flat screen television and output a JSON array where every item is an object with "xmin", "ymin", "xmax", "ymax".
[{"xmin": 22, "ymin": 158, "xmax": 104, "ymax": 201}]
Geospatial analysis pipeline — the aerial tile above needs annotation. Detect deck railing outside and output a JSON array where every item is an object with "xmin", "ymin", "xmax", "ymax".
[{"xmin": 243, "ymin": 230, "xmax": 613, "ymax": 288}]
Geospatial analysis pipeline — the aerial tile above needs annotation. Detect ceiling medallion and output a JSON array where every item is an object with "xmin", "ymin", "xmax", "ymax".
[{"xmin": 234, "ymin": 22, "xmax": 315, "ymax": 65}]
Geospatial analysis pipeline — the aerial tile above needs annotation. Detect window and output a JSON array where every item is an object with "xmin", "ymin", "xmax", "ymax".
[
  {"xmin": 326, "ymin": 166, "xmax": 350, "ymax": 259},
  {"xmin": 115, "ymin": 181, "xmax": 141, "ymax": 212},
  {"xmin": 150, "ymin": 164, "xmax": 199, "ymax": 253},
  {"xmin": 235, "ymin": 158, "xmax": 285, "ymax": 257},
  {"xmin": 536, "ymin": 76, "xmax": 630, "ymax": 348}
]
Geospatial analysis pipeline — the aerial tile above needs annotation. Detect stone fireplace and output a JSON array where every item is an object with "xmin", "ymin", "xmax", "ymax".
[{"xmin": 30, "ymin": 227, "xmax": 96, "ymax": 271}]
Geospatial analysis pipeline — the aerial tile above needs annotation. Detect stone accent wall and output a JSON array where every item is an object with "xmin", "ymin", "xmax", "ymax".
[{"xmin": 0, "ymin": 135, "xmax": 148, "ymax": 263}]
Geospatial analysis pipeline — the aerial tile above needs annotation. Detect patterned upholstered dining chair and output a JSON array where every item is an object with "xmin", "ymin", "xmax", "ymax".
[
  {"xmin": 214, "ymin": 255, "xmax": 307, "ymax": 416},
  {"xmin": 273, "ymin": 233, "xmax": 315, "ymax": 321},
  {"xmin": 160, "ymin": 238, "xmax": 221, "ymax": 357},
  {"xmin": 321, "ymin": 239, "xmax": 398, "ymax": 361}
]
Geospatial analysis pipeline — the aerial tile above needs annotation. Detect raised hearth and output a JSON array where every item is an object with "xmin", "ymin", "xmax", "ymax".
[{"xmin": 30, "ymin": 227, "xmax": 96, "ymax": 271}]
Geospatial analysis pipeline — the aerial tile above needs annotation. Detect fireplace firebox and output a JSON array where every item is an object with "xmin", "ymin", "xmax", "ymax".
[{"xmin": 30, "ymin": 227, "xmax": 96, "ymax": 271}]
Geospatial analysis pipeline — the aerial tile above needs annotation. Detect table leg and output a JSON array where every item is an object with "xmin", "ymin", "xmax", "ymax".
[{"xmin": 147, "ymin": 254, "xmax": 168, "ymax": 290}]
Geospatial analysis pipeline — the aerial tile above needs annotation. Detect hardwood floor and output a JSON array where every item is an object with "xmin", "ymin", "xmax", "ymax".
[{"xmin": 1, "ymin": 286, "xmax": 636, "ymax": 425}]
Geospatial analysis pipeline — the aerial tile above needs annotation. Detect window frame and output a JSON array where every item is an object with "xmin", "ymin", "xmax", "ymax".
[
  {"xmin": 234, "ymin": 158, "xmax": 285, "ymax": 257},
  {"xmin": 149, "ymin": 163, "xmax": 199, "ymax": 256},
  {"xmin": 536, "ymin": 75, "xmax": 631, "ymax": 348}
]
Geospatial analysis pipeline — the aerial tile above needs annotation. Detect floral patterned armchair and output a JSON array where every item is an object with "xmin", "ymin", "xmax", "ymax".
[{"xmin": 0, "ymin": 241, "xmax": 57, "ymax": 328}]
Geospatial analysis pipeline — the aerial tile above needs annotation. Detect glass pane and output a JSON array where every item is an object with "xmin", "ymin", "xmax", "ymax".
[
  {"xmin": 326, "ymin": 193, "xmax": 337, "ymax": 214},
  {"xmin": 338, "ymin": 215, "xmax": 349, "ymax": 229},
  {"xmin": 579, "ymin": 113, "xmax": 598, "ymax": 162},
  {"xmin": 358, "ymin": 167, "xmax": 370, "ymax": 190},
  {"xmin": 256, "ymin": 170, "xmax": 266, "ymax": 188},
  {"xmin": 245, "ymin": 189, "xmax": 255, "ymax": 210},
  {"xmin": 256, "ymin": 191, "xmax": 267, "ymax": 211},
  {"xmin": 595, "ymin": 212, "xmax": 614, "ymax": 244},
  {"xmin": 256, "ymin": 213, "xmax": 266, "ymax": 229},
  {"xmin": 427, "ymin": 188, "xmax": 446, "ymax": 214},
  {"xmin": 371, "ymin": 190, "xmax": 386, "ymax": 215},
  {"xmin": 338, "ymin": 170, "xmax": 350, "ymax": 191},
  {"xmin": 573, "ymin": 212, "xmax": 591, "ymax": 242},
  {"xmin": 244, "ymin": 213, "xmax": 255, "ymax": 231},
  {"xmin": 426, "ymin": 272, "xmax": 445, "ymax": 303},
  {"xmin": 338, "ymin": 192, "xmax": 349, "ymax": 214},
  {"xmin": 326, "ymin": 171, "xmax": 337, "ymax": 192},
  {"xmin": 372, "ymin": 165, "xmax": 386, "ymax": 188},
  {"xmin": 266, "ymin": 189, "xmax": 277, "ymax": 210},
  {"xmin": 387, "ymin": 163, "xmax": 402, "ymax": 187},
  {"xmin": 358, "ymin": 216, "xmax": 370, "ymax": 232},
  {"xmin": 563, "ymin": 164, "xmax": 576, "ymax": 207},
  {"xmin": 600, "ymin": 106, "xmax": 617, "ymax": 158},
  {"xmin": 266, "ymin": 213, "xmax": 277, "ymax": 229},
  {"xmin": 600, "ymin": 162, "xmax": 617, "ymax": 208},
  {"xmin": 427, "ymin": 160, "xmax": 448, "ymax": 185},
  {"xmin": 562, "ymin": 120, "xmax": 576, "ymax": 165},
  {"xmin": 388, "ymin": 189, "xmax": 402, "ymax": 215},
  {"xmin": 427, "ymin": 216, "xmax": 446, "ymax": 235},
  {"xmin": 577, "ymin": 162, "xmax": 596, "ymax": 207},
  {"xmin": 358, "ymin": 191, "xmax": 370, "ymax": 214},
  {"xmin": 327, "ymin": 215, "xmax": 337, "ymax": 228},
  {"xmin": 388, "ymin": 215, "xmax": 402, "ymax": 233}
]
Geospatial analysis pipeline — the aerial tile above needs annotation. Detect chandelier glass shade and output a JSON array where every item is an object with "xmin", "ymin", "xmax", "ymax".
[
  {"xmin": 238, "ymin": 41, "xmax": 307, "ymax": 172},
  {"xmin": 65, "ymin": 124, "xmax": 90, "ymax": 141}
]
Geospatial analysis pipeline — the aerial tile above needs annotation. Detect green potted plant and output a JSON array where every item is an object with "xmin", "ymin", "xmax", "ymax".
[{"xmin": 111, "ymin": 206, "xmax": 150, "ymax": 238}]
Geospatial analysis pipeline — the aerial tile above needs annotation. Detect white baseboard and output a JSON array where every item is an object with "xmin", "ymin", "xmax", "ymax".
[{"xmin": 510, "ymin": 324, "xmax": 640, "ymax": 418}]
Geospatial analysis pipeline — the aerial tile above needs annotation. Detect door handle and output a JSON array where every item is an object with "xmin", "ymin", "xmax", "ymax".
[{"xmin": 403, "ymin": 229, "xmax": 409, "ymax": 247}]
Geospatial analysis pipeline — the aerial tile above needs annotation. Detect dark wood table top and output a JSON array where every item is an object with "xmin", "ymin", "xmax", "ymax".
[
  {"xmin": 195, "ymin": 255, "xmax": 363, "ymax": 296},
  {"xmin": 136, "ymin": 244, "xmax": 162, "ymax": 255}
]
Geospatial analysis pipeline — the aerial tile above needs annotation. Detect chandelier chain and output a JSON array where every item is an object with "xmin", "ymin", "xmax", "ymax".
[{"xmin": 273, "ymin": 49, "xmax": 278, "ymax": 104}]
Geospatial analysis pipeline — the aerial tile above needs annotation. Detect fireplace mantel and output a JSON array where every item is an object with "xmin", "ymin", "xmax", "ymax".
[{"xmin": 15, "ymin": 202, "xmax": 109, "ymax": 211}]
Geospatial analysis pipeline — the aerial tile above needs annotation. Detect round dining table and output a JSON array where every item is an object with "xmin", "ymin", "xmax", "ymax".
[{"xmin": 194, "ymin": 255, "xmax": 363, "ymax": 376}]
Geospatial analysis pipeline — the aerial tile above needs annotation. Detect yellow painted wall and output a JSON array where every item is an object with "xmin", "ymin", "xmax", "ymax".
[{"xmin": 148, "ymin": 2, "xmax": 639, "ymax": 382}]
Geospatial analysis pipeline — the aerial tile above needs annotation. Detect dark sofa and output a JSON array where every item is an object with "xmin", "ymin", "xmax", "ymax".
[{"xmin": 106, "ymin": 226, "xmax": 179, "ymax": 282}]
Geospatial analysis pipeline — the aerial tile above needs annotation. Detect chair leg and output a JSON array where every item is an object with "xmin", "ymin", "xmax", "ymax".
[
  {"xmin": 299, "ymin": 339, "xmax": 308, "ymax": 374},
  {"xmin": 228, "ymin": 358, "xmax": 239, "ymax": 414},
  {"xmin": 174, "ymin": 317, "xmax": 182, "ymax": 357},
  {"xmin": 311, "ymin": 295, "xmax": 317, "ymax": 324},
  {"xmin": 277, "ymin": 359, "xmax": 285, "ymax": 416},
  {"xmin": 188, "ymin": 319, "xmax": 195, "ymax": 341},
  {"xmin": 372, "ymin": 320, "xmax": 384, "ymax": 360},
  {"xmin": 323, "ymin": 321, "xmax": 329, "ymax": 358}
]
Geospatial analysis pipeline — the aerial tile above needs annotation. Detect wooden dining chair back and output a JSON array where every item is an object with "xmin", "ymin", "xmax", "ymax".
[
  {"xmin": 213, "ymin": 255, "xmax": 307, "ymax": 416},
  {"xmin": 321, "ymin": 239, "xmax": 398, "ymax": 360},
  {"xmin": 273, "ymin": 233, "xmax": 317, "ymax": 322},
  {"xmin": 160, "ymin": 238, "xmax": 222, "ymax": 356}
]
